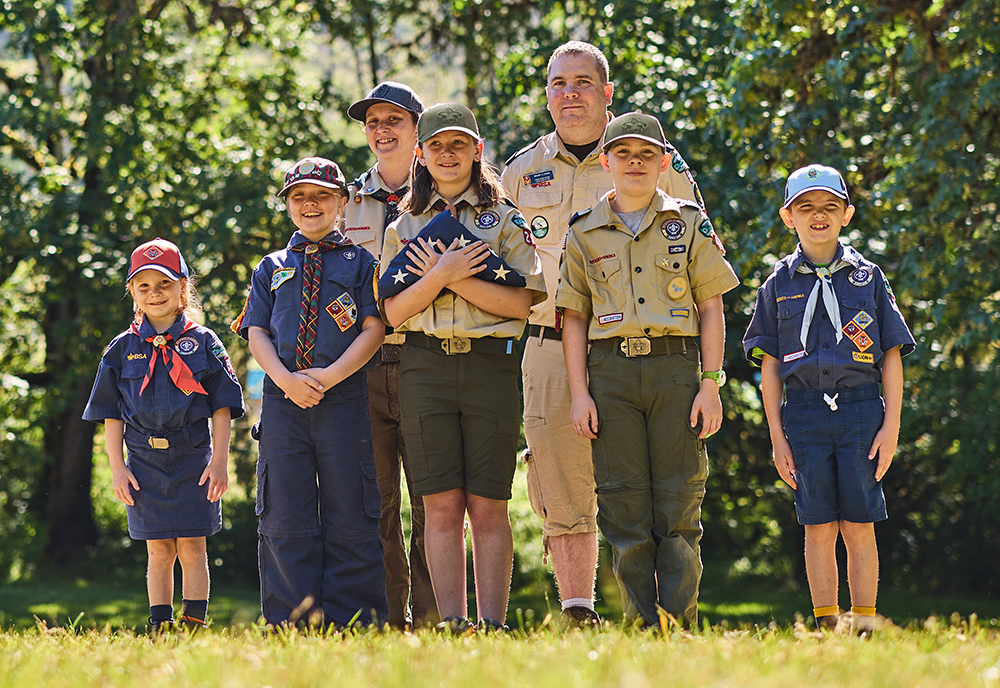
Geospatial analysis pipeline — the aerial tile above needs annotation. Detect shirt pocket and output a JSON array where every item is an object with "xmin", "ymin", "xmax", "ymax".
[
  {"xmin": 776, "ymin": 297, "xmax": 807, "ymax": 355},
  {"xmin": 324, "ymin": 266, "xmax": 366, "ymax": 332},
  {"xmin": 654, "ymin": 252, "xmax": 691, "ymax": 306},
  {"xmin": 120, "ymin": 359, "xmax": 149, "ymax": 401},
  {"xmin": 839, "ymin": 291, "xmax": 879, "ymax": 352},
  {"xmin": 586, "ymin": 257, "xmax": 624, "ymax": 312},
  {"xmin": 518, "ymin": 187, "xmax": 565, "ymax": 245}
]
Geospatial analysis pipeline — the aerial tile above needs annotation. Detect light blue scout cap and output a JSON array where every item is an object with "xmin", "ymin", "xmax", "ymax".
[{"xmin": 783, "ymin": 164, "xmax": 850, "ymax": 208}]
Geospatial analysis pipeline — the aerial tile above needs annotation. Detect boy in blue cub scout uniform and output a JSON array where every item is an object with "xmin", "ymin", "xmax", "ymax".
[
  {"xmin": 233, "ymin": 157, "xmax": 388, "ymax": 628},
  {"xmin": 84, "ymin": 238, "xmax": 244, "ymax": 631},
  {"xmin": 743, "ymin": 164, "xmax": 916, "ymax": 634}
]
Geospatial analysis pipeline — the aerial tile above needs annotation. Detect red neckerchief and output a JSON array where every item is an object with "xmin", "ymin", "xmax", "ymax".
[{"xmin": 130, "ymin": 319, "xmax": 208, "ymax": 396}]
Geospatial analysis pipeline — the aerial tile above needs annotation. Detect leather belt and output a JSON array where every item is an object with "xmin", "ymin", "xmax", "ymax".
[
  {"xmin": 373, "ymin": 343, "xmax": 402, "ymax": 364},
  {"xmin": 528, "ymin": 325, "xmax": 561, "ymax": 342},
  {"xmin": 406, "ymin": 332, "xmax": 516, "ymax": 356},
  {"xmin": 591, "ymin": 336, "xmax": 695, "ymax": 358}
]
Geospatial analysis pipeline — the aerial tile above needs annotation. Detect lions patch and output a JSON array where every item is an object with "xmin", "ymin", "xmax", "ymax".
[
  {"xmin": 530, "ymin": 216, "xmax": 549, "ymax": 238},
  {"xmin": 475, "ymin": 210, "xmax": 500, "ymax": 230},
  {"xmin": 271, "ymin": 267, "xmax": 296, "ymax": 291},
  {"xmin": 325, "ymin": 292, "xmax": 358, "ymax": 333},
  {"xmin": 848, "ymin": 267, "xmax": 873, "ymax": 286},
  {"xmin": 853, "ymin": 351, "xmax": 875, "ymax": 363},
  {"xmin": 175, "ymin": 336, "xmax": 199, "ymax": 356},
  {"xmin": 661, "ymin": 219, "xmax": 685, "ymax": 241}
]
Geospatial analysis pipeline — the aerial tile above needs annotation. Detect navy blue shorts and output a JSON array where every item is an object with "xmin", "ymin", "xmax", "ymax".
[{"xmin": 781, "ymin": 384, "xmax": 887, "ymax": 526}]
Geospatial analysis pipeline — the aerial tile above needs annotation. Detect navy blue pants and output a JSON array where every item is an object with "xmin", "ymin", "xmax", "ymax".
[{"xmin": 255, "ymin": 373, "xmax": 388, "ymax": 627}]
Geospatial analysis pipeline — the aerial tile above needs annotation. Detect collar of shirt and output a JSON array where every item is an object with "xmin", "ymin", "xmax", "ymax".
[
  {"xmin": 578, "ymin": 189, "xmax": 686, "ymax": 234},
  {"xmin": 424, "ymin": 187, "xmax": 483, "ymax": 215},
  {"xmin": 285, "ymin": 229, "xmax": 350, "ymax": 250},
  {"xmin": 132, "ymin": 312, "xmax": 190, "ymax": 341},
  {"xmin": 786, "ymin": 242, "xmax": 866, "ymax": 274},
  {"xmin": 356, "ymin": 166, "xmax": 395, "ymax": 197}
]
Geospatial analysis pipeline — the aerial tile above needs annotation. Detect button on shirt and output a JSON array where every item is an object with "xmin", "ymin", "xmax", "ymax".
[
  {"xmin": 500, "ymin": 129, "xmax": 704, "ymax": 330},
  {"xmin": 380, "ymin": 188, "xmax": 546, "ymax": 340},
  {"xmin": 83, "ymin": 314, "xmax": 245, "ymax": 433},
  {"xmin": 237, "ymin": 230, "xmax": 381, "ymax": 371},
  {"xmin": 743, "ymin": 243, "xmax": 916, "ymax": 389},
  {"xmin": 555, "ymin": 189, "xmax": 739, "ymax": 340}
]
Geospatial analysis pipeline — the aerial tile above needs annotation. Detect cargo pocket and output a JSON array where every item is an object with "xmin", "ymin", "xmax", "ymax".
[
  {"xmin": 255, "ymin": 461, "xmax": 269, "ymax": 517},
  {"xmin": 361, "ymin": 461, "xmax": 381, "ymax": 519}
]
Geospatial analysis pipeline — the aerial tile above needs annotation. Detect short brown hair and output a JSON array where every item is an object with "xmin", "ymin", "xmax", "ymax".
[{"xmin": 547, "ymin": 41, "xmax": 610, "ymax": 84}]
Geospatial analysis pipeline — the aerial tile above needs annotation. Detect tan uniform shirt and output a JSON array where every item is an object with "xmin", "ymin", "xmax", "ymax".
[
  {"xmin": 556, "ymin": 189, "xmax": 739, "ymax": 340},
  {"xmin": 381, "ymin": 187, "xmax": 546, "ymax": 340},
  {"xmin": 500, "ymin": 130, "xmax": 703, "ymax": 328},
  {"xmin": 345, "ymin": 165, "xmax": 406, "ymax": 344}
]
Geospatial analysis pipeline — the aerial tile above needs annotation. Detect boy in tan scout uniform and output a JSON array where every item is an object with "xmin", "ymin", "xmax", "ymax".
[
  {"xmin": 500, "ymin": 41, "xmax": 705, "ymax": 625},
  {"xmin": 343, "ymin": 81, "xmax": 438, "ymax": 628},
  {"xmin": 557, "ymin": 113, "xmax": 738, "ymax": 627}
]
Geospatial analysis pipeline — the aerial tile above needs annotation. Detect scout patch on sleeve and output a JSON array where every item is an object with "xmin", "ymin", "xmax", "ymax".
[
  {"xmin": 326, "ymin": 292, "xmax": 359, "ymax": 332},
  {"xmin": 271, "ymin": 267, "xmax": 296, "ymax": 291},
  {"xmin": 511, "ymin": 211, "xmax": 528, "ymax": 230},
  {"xmin": 697, "ymin": 215, "xmax": 728, "ymax": 255},
  {"xmin": 671, "ymin": 152, "xmax": 690, "ymax": 174}
]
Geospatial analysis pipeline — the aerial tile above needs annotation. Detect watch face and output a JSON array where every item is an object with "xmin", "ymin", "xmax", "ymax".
[{"xmin": 718, "ymin": 370, "xmax": 727, "ymax": 386}]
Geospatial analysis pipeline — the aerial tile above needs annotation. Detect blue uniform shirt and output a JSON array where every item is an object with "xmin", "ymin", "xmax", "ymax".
[
  {"xmin": 743, "ymin": 243, "xmax": 916, "ymax": 389},
  {"xmin": 237, "ymin": 230, "xmax": 380, "ymax": 371},
  {"xmin": 83, "ymin": 314, "xmax": 245, "ymax": 432}
]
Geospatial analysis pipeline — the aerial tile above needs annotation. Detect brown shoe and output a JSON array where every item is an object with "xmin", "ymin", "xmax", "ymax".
[{"xmin": 561, "ymin": 606, "xmax": 602, "ymax": 629}]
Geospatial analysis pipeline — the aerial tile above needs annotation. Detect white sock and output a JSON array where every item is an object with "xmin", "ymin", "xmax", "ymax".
[{"xmin": 562, "ymin": 598, "xmax": 594, "ymax": 611}]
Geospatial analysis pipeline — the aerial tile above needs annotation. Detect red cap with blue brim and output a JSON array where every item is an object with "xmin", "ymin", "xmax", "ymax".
[{"xmin": 127, "ymin": 238, "xmax": 189, "ymax": 281}]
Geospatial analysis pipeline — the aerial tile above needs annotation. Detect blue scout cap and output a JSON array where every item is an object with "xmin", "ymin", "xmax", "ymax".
[
  {"xmin": 278, "ymin": 157, "xmax": 347, "ymax": 198},
  {"xmin": 127, "ymin": 238, "xmax": 190, "ymax": 282},
  {"xmin": 602, "ymin": 112, "xmax": 672, "ymax": 153},
  {"xmin": 348, "ymin": 81, "xmax": 424, "ymax": 122},
  {"xmin": 783, "ymin": 164, "xmax": 850, "ymax": 208},
  {"xmin": 417, "ymin": 103, "xmax": 481, "ymax": 144},
  {"xmin": 377, "ymin": 209, "xmax": 526, "ymax": 298}
]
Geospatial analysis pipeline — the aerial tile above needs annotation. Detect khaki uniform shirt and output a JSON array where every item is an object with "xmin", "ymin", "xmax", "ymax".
[
  {"xmin": 556, "ymin": 189, "xmax": 739, "ymax": 340},
  {"xmin": 381, "ymin": 187, "xmax": 546, "ymax": 340},
  {"xmin": 345, "ymin": 165, "xmax": 406, "ymax": 344},
  {"xmin": 501, "ymin": 129, "xmax": 704, "ymax": 328}
]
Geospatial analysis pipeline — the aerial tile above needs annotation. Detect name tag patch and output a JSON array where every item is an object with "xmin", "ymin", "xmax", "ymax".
[
  {"xmin": 782, "ymin": 350, "xmax": 806, "ymax": 363},
  {"xmin": 598, "ymin": 313, "xmax": 624, "ymax": 325},
  {"xmin": 522, "ymin": 170, "xmax": 555, "ymax": 188}
]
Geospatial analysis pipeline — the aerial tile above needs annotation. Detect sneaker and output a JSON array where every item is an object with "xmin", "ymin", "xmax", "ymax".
[
  {"xmin": 477, "ymin": 618, "xmax": 509, "ymax": 634},
  {"xmin": 561, "ymin": 606, "xmax": 602, "ymax": 629},
  {"xmin": 436, "ymin": 616, "xmax": 476, "ymax": 636},
  {"xmin": 148, "ymin": 618, "xmax": 175, "ymax": 635},
  {"xmin": 178, "ymin": 614, "xmax": 208, "ymax": 630}
]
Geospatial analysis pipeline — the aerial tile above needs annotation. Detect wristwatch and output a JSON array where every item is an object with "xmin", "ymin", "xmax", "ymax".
[{"xmin": 701, "ymin": 370, "xmax": 727, "ymax": 387}]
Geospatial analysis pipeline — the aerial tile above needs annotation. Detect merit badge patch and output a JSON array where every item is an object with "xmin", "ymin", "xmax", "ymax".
[
  {"xmin": 783, "ymin": 350, "xmax": 806, "ymax": 363},
  {"xmin": 667, "ymin": 275, "xmax": 688, "ymax": 301},
  {"xmin": 848, "ymin": 267, "xmax": 873, "ymax": 287},
  {"xmin": 661, "ymin": 219, "xmax": 685, "ymax": 241},
  {"xmin": 669, "ymin": 245, "xmax": 686, "ymax": 254},
  {"xmin": 175, "ymin": 336, "xmax": 199, "ymax": 356},
  {"xmin": 530, "ymin": 216, "xmax": 549, "ymax": 239},
  {"xmin": 271, "ymin": 267, "xmax": 296, "ymax": 291},
  {"xmin": 853, "ymin": 311, "xmax": 873, "ymax": 329},
  {"xmin": 522, "ymin": 170, "xmax": 555, "ymax": 188},
  {"xmin": 598, "ymin": 313, "xmax": 624, "ymax": 325},
  {"xmin": 670, "ymin": 308, "xmax": 690, "ymax": 318},
  {"xmin": 475, "ymin": 210, "xmax": 500, "ymax": 230},
  {"xmin": 853, "ymin": 351, "xmax": 875, "ymax": 363},
  {"xmin": 326, "ymin": 292, "xmax": 358, "ymax": 333}
]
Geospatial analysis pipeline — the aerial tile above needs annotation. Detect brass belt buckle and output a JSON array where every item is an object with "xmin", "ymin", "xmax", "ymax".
[
  {"xmin": 441, "ymin": 337, "xmax": 471, "ymax": 355},
  {"xmin": 148, "ymin": 436, "xmax": 170, "ymax": 450},
  {"xmin": 620, "ymin": 337, "xmax": 651, "ymax": 357}
]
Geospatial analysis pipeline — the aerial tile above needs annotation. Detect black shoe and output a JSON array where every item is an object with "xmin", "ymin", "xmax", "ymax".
[
  {"xmin": 148, "ymin": 618, "xmax": 175, "ymax": 635},
  {"xmin": 477, "ymin": 618, "xmax": 509, "ymax": 634},
  {"xmin": 436, "ymin": 616, "xmax": 476, "ymax": 635},
  {"xmin": 561, "ymin": 606, "xmax": 602, "ymax": 629}
]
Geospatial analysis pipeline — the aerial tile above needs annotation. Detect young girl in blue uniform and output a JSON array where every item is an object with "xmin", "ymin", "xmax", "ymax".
[
  {"xmin": 84, "ymin": 238, "xmax": 245, "ymax": 631},
  {"xmin": 233, "ymin": 157, "xmax": 388, "ymax": 628},
  {"xmin": 381, "ymin": 104, "xmax": 545, "ymax": 632}
]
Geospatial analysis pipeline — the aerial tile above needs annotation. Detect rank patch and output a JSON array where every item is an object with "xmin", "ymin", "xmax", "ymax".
[
  {"xmin": 475, "ymin": 210, "xmax": 500, "ymax": 230},
  {"xmin": 848, "ymin": 267, "xmax": 873, "ymax": 286},
  {"xmin": 271, "ymin": 267, "xmax": 296, "ymax": 291},
  {"xmin": 661, "ymin": 219, "xmax": 685, "ymax": 240},
  {"xmin": 325, "ymin": 292, "xmax": 358, "ymax": 332},
  {"xmin": 530, "ymin": 216, "xmax": 549, "ymax": 238},
  {"xmin": 852, "ymin": 351, "xmax": 874, "ymax": 363},
  {"xmin": 175, "ymin": 336, "xmax": 199, "ymax": 356},
  {"xmin": 667, "ymin": 275, "xmax": 688, "ymax": 301},
  {"xmin": 852, "ymin": 311, "xmax": 873, "ymax": 329},
  {"xmin": 852, "ymin": 331, "xmax": 873, "ymax": 352},
  {"xmin": 598, "ymin": 313, "xmax": 624, "ymax": 325}
]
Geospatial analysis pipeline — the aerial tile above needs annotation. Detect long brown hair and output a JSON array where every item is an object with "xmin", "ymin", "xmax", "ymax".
[{"xmin": 399, "ymin": 154, "xmax": 505, "ymax": 215}]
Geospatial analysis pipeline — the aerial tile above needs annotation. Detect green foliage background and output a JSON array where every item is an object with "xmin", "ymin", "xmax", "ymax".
[{"xmin": 2, "ymin": 0, "xmax": 998, "ymax": 601}]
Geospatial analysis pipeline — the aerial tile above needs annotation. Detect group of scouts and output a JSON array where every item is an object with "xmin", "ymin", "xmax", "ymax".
[{"xmin": 83, "ymin": 41, "xmax": 915, "ymax": 636}]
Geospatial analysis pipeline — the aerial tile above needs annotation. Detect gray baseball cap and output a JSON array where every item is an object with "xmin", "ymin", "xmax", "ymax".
[
  {"xmin": 602, "ymin": 112, "xmax": 671, "ymax": 153},
  {"xmin": 348, "ymin": 81, "xmax": 424, "ymax": 122},
  {"xmin": 783, "ymin": 164, "xmax": 850, "ymax": 208},
  {"xmin": 417, "ymin": 103, "xmax": 481, "ymax": 143}
]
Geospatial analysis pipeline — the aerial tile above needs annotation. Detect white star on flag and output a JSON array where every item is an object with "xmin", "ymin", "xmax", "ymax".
[
  {"xmin": 493, "ymin": 265, "xmax": 510, "ymax": 281},
  {"xmin": 457, "ymin": 235, "xmax": 471, "ymax": 248},
  {"xmin": 393, "ymin": 269, "xmax": 408, "ymax": 284}
]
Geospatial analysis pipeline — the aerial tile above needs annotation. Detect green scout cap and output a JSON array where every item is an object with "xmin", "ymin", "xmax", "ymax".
[
  {"xmin": 417, "ymin": 103, "xmax": 481, "ymax": 144},
  {"xmin": 602, "ymin": 112, "xmax": 671, "ymax": 153}
]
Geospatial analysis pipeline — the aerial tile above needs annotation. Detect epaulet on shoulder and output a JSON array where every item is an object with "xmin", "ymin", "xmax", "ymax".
[
  {"xmin": 569, "ymin": 207, "xmax": 592, "ymax": 227},
  {"xmin": 679, "ymin": 198, "xmax": 701, "ymax": 211},
  {"xmin": 349, "ymin": 169, "xmax": 370, "ymax": 193},
  {"xmin": 504, "ymin": 139, "xmax": 541, "ymax": 167},
  {"xmin": 499, "ymin": 196, "xmax": 518, "ymax": 210},
  {"xmin": 103, "ymin": 329, "xmax": 132, "ymax": 358}
]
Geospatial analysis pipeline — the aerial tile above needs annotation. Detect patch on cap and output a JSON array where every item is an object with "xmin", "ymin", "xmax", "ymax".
[
  {"xmin": 602, "ymin": 112, "xmax": 669, "ymax": 152},
  {"xmin": 127, "ymin": 238, "xmax": 189, "ymax": 282},
  {"xmin": 783, "ymin": 164, "xmax": 850, "ymax": 208},
  {"xmin": 278, "ymin": 157, "xmax": 347, "ymax": 198},
  {"xmin": 417, "ymin": 103, "xmax": 480, "ymax": 143}
]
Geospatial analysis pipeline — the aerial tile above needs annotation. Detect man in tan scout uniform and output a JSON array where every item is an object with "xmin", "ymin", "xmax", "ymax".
[
  {"xmin": 500, "ymin": 41, "xmax": 704, "ymax": 625},
  {"xmin": 344, "ymin": 81, "xmax": 438, "ymax": 628},
  {"xmin": 557, "ymin": 112, "xmax": 738, "ymax": 626}
]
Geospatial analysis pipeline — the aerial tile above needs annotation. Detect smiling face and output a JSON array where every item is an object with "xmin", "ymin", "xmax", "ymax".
[
  {"xmin": 779, "ymin": 190, "xmax": 856, "ymax": 264},
  {"xmin": 415, "ymin": 131, "xmax": 482, "ymax": 200},
  {"xmin": 129, "ymin": 269, "xmax": 184, "ymax": 332},
  {"xmin": 363, "ymin": 102, "xmax": 418, "ymax": 168},
  {"xmin": 286, "ymin": 182, "xmax": 347, "ymax": 242},
  {"xmin": 546, "ymin": 53, "xmax": 614, "ymax": 146},
  {"xmin": 601, "ymin": 138, "xmax": 670, "ymax": 212}
]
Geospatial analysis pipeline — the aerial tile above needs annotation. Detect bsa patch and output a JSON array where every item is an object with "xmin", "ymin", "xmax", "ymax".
[
  {"xmin": 848, "ymin": 267, "xmax": 873, "ymax": 287},
  {"xmin": 783, "ymin": 350, "xmax": 806, "ymax": 363},
  {"xmin": 667, "ymin": 275, "xmax": 688, "ymax": 301},
  {"xmin": 475, "ymin": 210, "xmax": 500, "ymax": 230},
  {"xmin": 175, "ymin": 336, "xmax": 199, "ymax": 356},
  {"xmin": 344, "ymin": 249, "xmax": 357, "ymax": 260},
  {"xmin": 127, "ymin": 352, "xmax": 147, "ymax": 361},
  {"xmin": 668, "ymin": 245, "xmax": 686, "ymax": 254},
  {"xmin": 511, "ymin": 212, "xmax": 528, "ymax": 230},
  {"xmin": 522, "ymin": 170, "xmax": 555, "ymax": 188},
  {"xmin": 530, "ymin": 216, "xmax": 549, "ymax": 238},
  {"xmin": 853, "ymin": 351, "xmax": 875, "ymax": 363},
  {"xmin": 271, "ymin": 267, "xmax": 296, "ymax": 291},
  {"xmin": 670, "ymin": 308, "xmax": 690, "ymax": 318},
  {"xmin": 661, "ymin": 219, "xmax": 685, "ymax": 241},
  {"xmin": 598, "ymin": 313, "xmax": 624, "ymax": 325},
  {"xmin": 325, "ymin": 292, "xmax": 358, "ymax": 333},
  {"xmin": 671, "ymin": 153, "xmax": 690, "ymax": 174}
]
